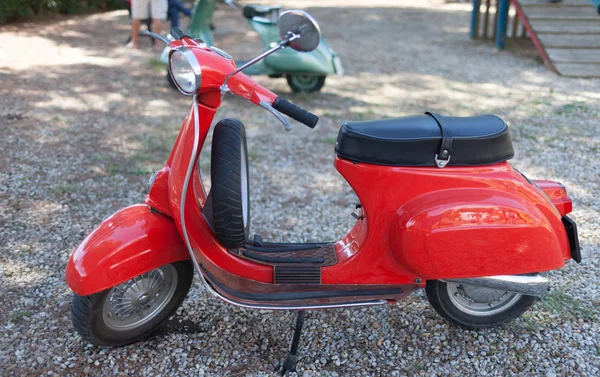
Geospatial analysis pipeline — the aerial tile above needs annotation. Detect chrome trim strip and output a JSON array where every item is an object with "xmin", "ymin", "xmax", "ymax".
[
  {"xmin": 442, "ymin": 274, "xmax": 550, "ymax": 297},
  {"xmin": 208, "ymin": 294, "xmax": 389, "ymax": 311},
  {"xmin": 181, "ymin": 96, "xmax": 219, "ymax": 299}
]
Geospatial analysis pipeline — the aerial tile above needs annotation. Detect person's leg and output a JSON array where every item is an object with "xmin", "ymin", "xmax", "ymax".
[
  {"xmin": 170, "ymin": 0, "xmax": 192, "ymax": 17},
  {"xmin": 150, "ymin": 0, "xmax": 167, "ymax": 51},
  {"xmin": 131, "ymin": 0, "xmax": 150, "ymax": 48},
  {"xmin": 169, "ymin": 6, "xmax": 180, "ymax": 29},
  {"xmin": 151, "ymin": 0, "xmax": 168, "ymax": 30},
  {"xmin": 131, "ymin": 19, "xmax": 142, "ymax": 47},
  {"xmin": 152, "ymin": 19, "xmax": 163, "ymax": 36}
]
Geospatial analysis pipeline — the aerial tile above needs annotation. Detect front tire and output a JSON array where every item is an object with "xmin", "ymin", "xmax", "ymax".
[
  {"xmin": 425, "ymin": 280, "xmax": 536, "ymax": 329},
  {"xmin": 71, "ymin": 261, "xmax": 193, "ymax": 346},
  {"xmin": 286, "ymin": 74, "xmax": 326, "ymax": 93},
  {"xmin": 210, "ymin": 118, "xmax": 251, "ymax": 249}
]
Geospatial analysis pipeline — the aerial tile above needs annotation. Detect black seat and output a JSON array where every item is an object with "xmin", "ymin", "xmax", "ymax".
[
  {"xmin": 335, "ymin": 113, "xmax": 514, "ymax": 167},
  {"xmin": 242, "ymin": 4, "xmax": 282, "ymax": 20}
]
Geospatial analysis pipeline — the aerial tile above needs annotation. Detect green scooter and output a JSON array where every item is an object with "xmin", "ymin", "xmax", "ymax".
[{"xmin": 160, "ymin": 0, "xmax": 343, "ymax": 92}]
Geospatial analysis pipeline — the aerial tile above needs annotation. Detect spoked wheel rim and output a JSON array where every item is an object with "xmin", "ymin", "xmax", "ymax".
[
  {"xmin": 446, "ymin": 282, "xmax": 522, "ymax": 317},
  {"xmin": 102, "ymin": 265, "xmax": 178, "ymax": 331},
  {"xmin": 240, "ymin": 141, "xmax": 249, "ymax": 229}
]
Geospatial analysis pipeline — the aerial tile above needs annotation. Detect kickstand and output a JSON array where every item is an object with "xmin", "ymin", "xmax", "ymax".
[{"xmin": 281, "ymin": 310, "xmax": 305, "ymax": 375}]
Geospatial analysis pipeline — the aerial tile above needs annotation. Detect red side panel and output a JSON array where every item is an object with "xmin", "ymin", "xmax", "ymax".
[
  {"xmin": 327, "ymin": 157, "xmax": 570, "ymax": 284},
  {"xmin": 65, "ymin": 204, "xmax": 190, "ymax": 296},
  {"xmin": 390, "ymin": 188, "xmax": 567, "ymax": 279}
]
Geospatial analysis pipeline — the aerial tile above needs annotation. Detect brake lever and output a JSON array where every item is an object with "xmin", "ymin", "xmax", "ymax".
[
  {"xmin": 259, "ymin": 101, "xmax": 292, "ymax": 131},
  {"xmin": 140, "ymin": 30, "xmax": 171, "ymax": 45}
]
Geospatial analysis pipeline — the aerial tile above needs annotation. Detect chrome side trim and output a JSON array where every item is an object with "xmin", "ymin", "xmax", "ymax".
[
  {"xmin": 181, "ymin": 96, "xmax": 219, "ymax": 300},
  {"xmin": 207, "ymin": 286, "xmax": 389, "ymax": 310},
  {"xmin": 442, "ymin": 274, "xmax": 550, "ymax": 297}
]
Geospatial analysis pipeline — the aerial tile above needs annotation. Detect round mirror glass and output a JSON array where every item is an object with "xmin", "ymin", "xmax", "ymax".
[{"xmin": 277, "ymin": 10, "xmax": 321, "ymax": 52}]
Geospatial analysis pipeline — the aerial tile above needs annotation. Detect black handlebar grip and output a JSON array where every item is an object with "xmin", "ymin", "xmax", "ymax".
[
  {"xmin": 170, "ymin": 27, "xmax": 191, "ymax": 40},
  {"xmin": 273, "ymin": 97, "xmax": 319, "ymax": 129}
]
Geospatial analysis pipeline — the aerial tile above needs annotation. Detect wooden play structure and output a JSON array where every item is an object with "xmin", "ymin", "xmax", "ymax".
[{"xmin": 471, "ymin": 0, "xmax": 600, "ymax": 77}]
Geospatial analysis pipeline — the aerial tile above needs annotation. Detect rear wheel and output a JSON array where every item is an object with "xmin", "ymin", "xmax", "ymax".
[
  {"xmin": 71, "ymin": 261, "xmax": 193, "ymax": 346},
  {"xmin": 286, "ymin": 74, "xmax": 326, "ymax": 93},
  {"xmin": 210, "ymin": 118, "xmax": 250, "ymax": 248},
  {"xmin": 425, "ymin": 280, "xmax": 536, "ymax": 329}
]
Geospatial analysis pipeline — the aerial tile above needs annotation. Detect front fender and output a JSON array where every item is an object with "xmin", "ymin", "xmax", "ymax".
[{"xmin": 65, "ymin": 204, "xmax": 190, "ymax": 296}]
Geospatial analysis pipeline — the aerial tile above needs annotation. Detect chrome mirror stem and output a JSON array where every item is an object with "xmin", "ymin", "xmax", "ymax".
[{"xmin": 220, "ymin": 33, "xmax": 299, "ymax": 96}]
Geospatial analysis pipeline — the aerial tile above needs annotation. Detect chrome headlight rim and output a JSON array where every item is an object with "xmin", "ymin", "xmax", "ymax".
[{"xmin": 168, "ymin": 46, "xmax": 202, "ymax": 96}]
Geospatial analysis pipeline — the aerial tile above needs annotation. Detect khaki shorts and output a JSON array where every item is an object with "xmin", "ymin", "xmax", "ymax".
[{"xmin": 131, "ymin": 0, "xmax": 168, "ymax": 20}]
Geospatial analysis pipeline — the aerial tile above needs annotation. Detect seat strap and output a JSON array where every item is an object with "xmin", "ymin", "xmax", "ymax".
[{"xmin": 425, "ymin": 112, "xmax": 453, "ymax": 168}]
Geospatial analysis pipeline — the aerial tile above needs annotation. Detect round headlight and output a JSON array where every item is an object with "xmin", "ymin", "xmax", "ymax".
[{"xmin": 169, "ymin": 48, "xmax": 202, "ymax": 95}]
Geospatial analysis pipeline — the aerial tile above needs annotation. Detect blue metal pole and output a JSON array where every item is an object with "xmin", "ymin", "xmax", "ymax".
[
  {"xmin": 495, "ymin": 0, "xmax": 509, "ymax": 49},
  {"xmin": 470, "ymin": 0, "xmax": 481, "ymax": 39}
]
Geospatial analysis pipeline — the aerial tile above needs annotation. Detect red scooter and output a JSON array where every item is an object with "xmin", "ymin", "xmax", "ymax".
[{"xmin": 65, "ymin": 11, "xmax": 580, "ymax": 372}]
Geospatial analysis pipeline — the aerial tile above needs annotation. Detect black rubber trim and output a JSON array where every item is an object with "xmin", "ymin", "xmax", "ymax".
[
  {"xmin": 242, "ymin": 250, "xmax": 324, "ymax": 264},
  {"xmin": 261, "ymin": 241, "xmax": 330, "ymax": 247},
  {"xmin": 170, "ymin": 26, "xmax": 191, "ymax": 40},
  {"xmin": 201, "ymin": 265, "xmax": 404, "ymax": 301},
  {"xmin": 562, "ymin": 216, "xmax": 581, "ymax": 263},
  {"xmin": 273, "ymin": 97, "xmax": 318, "ymax": 128},
  {"xmin": 244, "ymin": 243, "xmax": 331, "ymax": 253},
  {"xmin": 274, "ymin": 265, "xmax": 321, "ymax": 284}
]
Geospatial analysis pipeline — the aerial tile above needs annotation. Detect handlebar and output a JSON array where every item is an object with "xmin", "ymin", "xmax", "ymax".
[
  {"xmin": 170, "ymin": 26, "xmax": 191, "ymax": 40},
  {"xmin": 273, "ymin": 97, "xmax": 319, "ymax": 129},
  {"xmin": 140, "ymin": 30, "xmax": 170, "ymax": 45}
]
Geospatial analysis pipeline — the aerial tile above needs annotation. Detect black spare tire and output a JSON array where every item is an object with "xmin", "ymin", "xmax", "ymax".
[{"xmin": 210, "ymin": 118, "xmax": 250, "ymax": 248}]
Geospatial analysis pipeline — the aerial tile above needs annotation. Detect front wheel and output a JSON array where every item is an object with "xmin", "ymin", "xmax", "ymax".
[
  {"xmin": 286, "ymin": 74, "xmax": 326, "ymax": 93},
  {"xmin": 425, "ymin": 280, "xmax": 536, "ymax": 329},
  {"xmin": 71, "ymin": 261, "xmax": 193, "ymax": 346}
]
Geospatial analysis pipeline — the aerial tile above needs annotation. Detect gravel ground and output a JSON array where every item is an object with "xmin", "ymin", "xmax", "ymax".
[{"xmin": 1, "ymin": 1, "xmax": 599, "ymax": 376}]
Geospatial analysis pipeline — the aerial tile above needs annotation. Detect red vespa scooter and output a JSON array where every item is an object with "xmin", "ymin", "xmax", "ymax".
[{"xmin": 65, "ymin": 10, "xmax": 580, "ymax": 372}]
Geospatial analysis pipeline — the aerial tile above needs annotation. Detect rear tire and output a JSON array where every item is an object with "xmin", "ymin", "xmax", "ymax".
[
  {"xmin": 71, "ymin": 261, "xmax": 193, "ymax": 346},
  {"xmin": 286, "ymin": 75, "xmax": 326, "ymax": 93},
  {"xmin": 425, "ymin": 280, "xmax": 536, "ymax": 329},
  {"xmin": 210, "ymin": 118, "xmax": 250, "ymax": 248}
]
